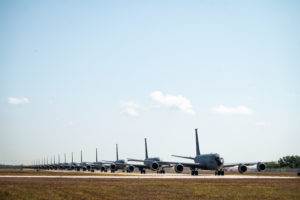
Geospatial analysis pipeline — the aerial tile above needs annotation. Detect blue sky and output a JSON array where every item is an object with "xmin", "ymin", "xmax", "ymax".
[{"xmin": 0, "ymin": 0, "xmax": 299, "ymax": 165}]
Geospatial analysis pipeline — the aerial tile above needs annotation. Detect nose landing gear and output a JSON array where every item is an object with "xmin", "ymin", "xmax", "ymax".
[{"xmin": 191, "ymin": 170, "xmax": 198, "ymax": 176}]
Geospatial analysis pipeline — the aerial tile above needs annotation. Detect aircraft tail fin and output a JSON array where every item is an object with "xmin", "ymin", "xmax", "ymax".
[
  {"xmin": 172, "ymin": 155, "xmax": 195, "ymax": 160},
  {"xmin": 145, "ymin": 138, "xmax": 148, "ymax": 159},
  {"xmin": 96, "ymin": 148, "xmax": 98, "ymax": 162},
  {"xmin": 116, "ymin": 144, "xmax": 119, "ymax": 161},
  {"xmin": 195, "ymin": 129, "xmax": 201, "ymax": 156}
]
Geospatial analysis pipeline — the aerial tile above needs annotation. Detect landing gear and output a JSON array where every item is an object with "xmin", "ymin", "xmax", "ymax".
[
  {"xmin": 157, "ymin": 170, "xmax": 165, "ymax": 174},
  {"xmin": 111, "ymin": 170, "xmax": 115, "ymax": 173},
  {"xmin": 140, "ymin": 169, "xmax": 146, "ymax": 174},
  {"xmin": 191, "ymin": 170, "xmax": 198, "ymax": 176},
  {"xmin": 91, "ymin": 169, "xmax": 95, "ymax": 172},
  {"xmin": 215, "ymin": 170, "xmax": 224, "ymax": 176}
]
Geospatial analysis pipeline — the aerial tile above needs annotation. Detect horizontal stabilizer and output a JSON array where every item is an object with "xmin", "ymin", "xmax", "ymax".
[{"xmin": 172, "ymin": 155, "xmax": 195, "ymax": 160}]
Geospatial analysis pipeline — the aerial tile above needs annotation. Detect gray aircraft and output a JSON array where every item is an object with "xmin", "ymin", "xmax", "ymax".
[
  {"xmin": 75, "ymin": 150, "xmax": 91, "ymax": 171},
  {"xmin": 107, "ymin": 144, "xmax": 134, "ymax": 173},
  {"xmin": 127, "ymin": 138, "xmax": 171, "ymax": 174},
  {"xmin": 66, "ymin": 152, "xmax": 79, "ymax": 170},
  {"xmin": 168, "ymin": 129, "xmax": 266, "ymax": 176},
  {"xmin": 86, "ymin": 148, "xmax": 110, "ymax": 172}
]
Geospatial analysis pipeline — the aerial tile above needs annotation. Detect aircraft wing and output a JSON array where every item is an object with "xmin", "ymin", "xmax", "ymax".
[
  {"xmin": 157, "ymin": 161, "xmax": 202, "ymax": 169},
  {"xmin": 171, "ymin": 155, "xmax": 195, "ymax": 160},
  {"xmin": 101, "ymin": 160, "xmax": 114, "ymax": 163},
  {"xmin": 223, "ymin": 162, "xmax": 265, "ymax": 168},
  {"xmin": 127, "ymin": 158, "xmax": 144, "ymax": 162},
  {"xmin": 131, "ymin": 164, "xmax": 149, "ymax": 170}
]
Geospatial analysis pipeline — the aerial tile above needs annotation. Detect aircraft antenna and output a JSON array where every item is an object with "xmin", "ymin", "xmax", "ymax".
[
  {"xmin": 145, "ymin": 138, "xmax": 148, "ymax": 159},
  {"xmin": 195, "ymin": 129, "xmax": 201, "ymax": 156}
]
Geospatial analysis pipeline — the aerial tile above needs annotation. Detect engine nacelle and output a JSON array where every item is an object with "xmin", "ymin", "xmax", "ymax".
[
  {"xmin": 127, "ymin": 165, "xmax": 134, "ymax": 172},
  {"xmin": 257, "ymin": 162, "xmax": 266, "ymax": 172},
  {"xmin": 238, "ymin": 164, "xmax": 247, "ymax": 173},
  {"xmin": 174, "ymin": 163, "xmax": 184, "ymax": 173},
  {"xmin": 150, "ymin": 161, "xmax": 159, "ymax": 171},
  {"xmin": 110, "ymin": 163, "xmax": 116, "ymax": 170}
]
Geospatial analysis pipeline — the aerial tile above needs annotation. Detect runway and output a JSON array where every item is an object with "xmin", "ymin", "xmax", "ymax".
[{"xmin": 0, "ymin": 173, "xmax": 296, "ymax": 179}]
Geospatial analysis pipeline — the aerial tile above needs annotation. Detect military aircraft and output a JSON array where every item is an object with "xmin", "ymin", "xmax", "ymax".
[
  {"xmin": 75, "ymin": 150, "xmax": 91, "ymax": 171},
  {"xmin": 168, "ymin": 129, "xmax": 266, "ymax": 176},
  {"xmin": 106, "ymin": 144, "xmax": 134, "ymax": 173},
  {"xmin": 86, "ymin": 148, "xmax": 110, "ymax": 172},
  {"xmin": 127, "ymin": 138, "xmax": 171, "ymax": 174}
]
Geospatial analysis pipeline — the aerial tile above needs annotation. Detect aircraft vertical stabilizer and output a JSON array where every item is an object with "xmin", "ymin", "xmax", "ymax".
[
  {"xmin": 195, "ymin": 129, "xmax": 201, "ymax": 156},
  {"xmin": 96, "ymin": 148, "xmax": 98, "ymax": 162},
  {"xmin": 145, "ymin": 138, "xmax": 149, "ymax": 159},
  {"xmin": 116, "ymin": 144, "xmax": 119, "ymax": 160}
]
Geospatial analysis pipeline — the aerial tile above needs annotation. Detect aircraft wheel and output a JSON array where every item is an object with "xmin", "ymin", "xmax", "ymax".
[
  {"xmin": 195, "ymin": 171, "xmax": 198, "ymax": 176},
  {"xmin": 162, "ymin": 170, "xmax": 165, "ymax": 174},
  {"xmin": 221, "ymin": 171, "xmax": 224, "ymax": 176},
  {"xmin": 191, "ymin": 171, "xmax": 195, "ymax": 176}
]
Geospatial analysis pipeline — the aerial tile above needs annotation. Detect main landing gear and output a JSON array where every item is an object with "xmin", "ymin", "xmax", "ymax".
[
  {"xmin": 157, "ymin": 170, "xmax": 165, "ymax": 174},
  {"xmin": 191, "ymin": 170, "xmax": 198, "ymax": 176},
  {"xmin": 140, "ymin": 169, "xmax": 146, "ymax": 174},
  {"xmin": 215, "ymin": 170, "xmax": 224, "ymax": 176}
]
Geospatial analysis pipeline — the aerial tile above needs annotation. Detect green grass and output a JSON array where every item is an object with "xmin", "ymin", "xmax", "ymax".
[{"xmin": 0, "ymin": 176, "xmax": 299, "ymax": 200}]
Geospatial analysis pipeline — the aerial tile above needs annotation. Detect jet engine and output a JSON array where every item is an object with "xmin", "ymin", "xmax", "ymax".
[
  {"xmin": 110, "ymin": 163, "xmax": 116, "ymax": 171},
  {"xmin": 238, "ymin": 164, "xmax": 247, "ymax": 173},
  {"xmin": 127, "ymin": 165, "xmax": 134, "ymax": 172},
  {"xmin": 174, "ymin": 163, "xmax": 184, "ymax": 173},
  {"xmin": 150, "ymin": 161, "xmax": 159, "ymax": 171},
  {"xmin": 87, "ymin": 165, "xmax": 91, "ymax": 171},
  {"xmin": 257, "ymin": 162, "xmax": 266, "ymax": 172}
]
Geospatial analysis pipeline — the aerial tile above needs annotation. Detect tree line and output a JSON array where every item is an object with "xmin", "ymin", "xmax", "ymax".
[{"xmin": 265, "ymin": 155, "xmax": 300, "ymax": 168}]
